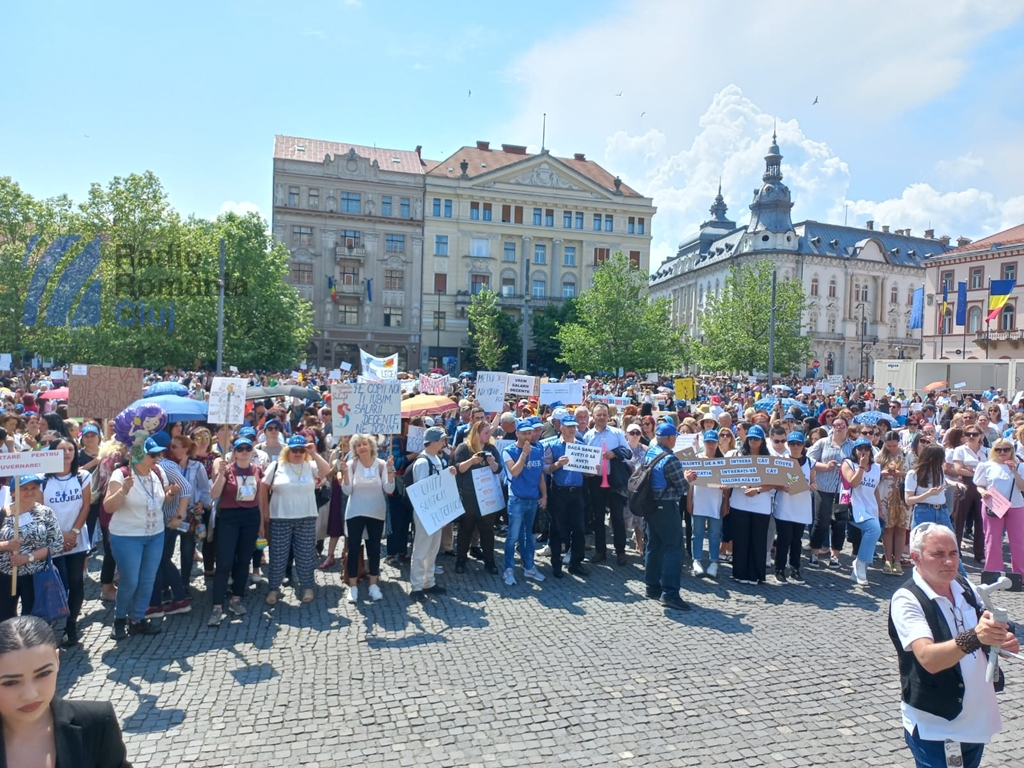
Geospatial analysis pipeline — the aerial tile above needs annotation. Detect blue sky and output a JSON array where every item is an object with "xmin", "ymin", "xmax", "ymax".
[{"xmin": 4, "ymin": 0, "xmax": 1024, "ymax": 266}]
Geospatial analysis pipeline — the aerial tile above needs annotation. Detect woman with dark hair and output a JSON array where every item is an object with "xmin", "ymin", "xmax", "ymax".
[
  {"xmin": 875, "ymin": 430, "xmax": 909, "ymax": 575},
  {"xmin": 840, "ymin": 439, "xmax": 882, "ymax": 586},
  {"xmin": 686, "ymin": 431, "xmax": 728, "ymax": 579},
  {"xmin": 43, "ymin": 438, "xmax": 92, "ymax": 647},
  {"xmin": 639, "ymin": 415, "xmax": 656, "ymax": 447},
  {"xmin": 42, "ymin": 412, "xmax": 69, "ymax": 440},
  {"xmin": 728, "ymin": 426, "xmax": 778, "ymax": 585},
  {"xmin": 0, "ymin": 615, "xmax": 132, "ymax": 767},
  {"xmin": 773, "ymin": 432, "xmax": 814, "ymax": 584},
  {"xmin": 906, "ymin": 443, "xmax": 967, "ymax": 578},
  {"xmin": 0, "ymin": 476, "xmax": 64, "ymax": 622}
]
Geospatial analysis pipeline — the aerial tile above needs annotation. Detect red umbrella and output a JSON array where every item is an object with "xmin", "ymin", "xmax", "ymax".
[
  {"xmin": 38, "ymin": 387, "xmax": 69, "ymax": 400},
  {"xmin": 922, "ymin": 381, "xmax": 947, "ymax": 393}
]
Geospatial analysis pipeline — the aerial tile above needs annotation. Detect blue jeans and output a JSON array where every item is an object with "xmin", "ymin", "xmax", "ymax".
[
  {"xmin": 904, "ymin": 726, "xmax": 983, "ymax": 768},
  {"xmin": 912, "ymin": 503, "xmax": 968, "ymax": 578},
  {"xmin": 850, "ymin": 515, "xmax": 881, "ymax": 563},
  {"xmin": 691, "ymin": 515, "xmax": 722, "ymax": 564},
  {"xmin": 109, "ymin": 531, "xmax": 165, "ymax": 622},
  {"xmin": 644, "ymin": 498, "xmax": 683, "ymax": 595},
  {"xmin": 504, "ymin": 497, "xmax": 538, "ymax": 572}
]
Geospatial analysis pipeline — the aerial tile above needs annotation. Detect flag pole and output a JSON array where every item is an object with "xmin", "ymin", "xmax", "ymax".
[
  {"xmin": 939, "ymin": 302, "xmax": 944, "ymax": 358},
  {"xmin": 986, "ymin": 278, "xmax": 992, "ymax": 360}
]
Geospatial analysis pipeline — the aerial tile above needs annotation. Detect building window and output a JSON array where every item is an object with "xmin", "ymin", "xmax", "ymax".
[
  {"xmin": 594, "ymin": 247, "xmax": 610, "ymax": 266},
  {"xmin": 444, "ymin": 199, "xmax": 452, "ymax": 218},
  {"xmin": 890, "ymin": 285, "xmax": 899, "ymax": 304},
  {"xmin": 501, "ymin": 204, "xmax": 512, "ymax": 223},
  {"xmin": 906, "ymin": 288, "xmax": 914, "ymax": 306},
  {"xmin": 941, "ymin": 271, "xmax": 954, "ymax": 292},
  {"xmin": 470, "ymin": 237, "xmax": 490, "ymax": 258},
  {"xmin": 341, "ymin": 192, "xmax": 361, "ymax": 214},
  {"xmin": 292, "ymin": 226, "xmax": 313, "ymax": 248},
  {"xmin": 604, "ymin": 215, "xmax": 614, "ymax": 232},
  {"xmin": 381, "ymin": 196, "xmax": 392, "ymax": 216},
  {"xmin": 471, "ymin": 274, "xmax": 489, "ymax": 295},
  {"xmin": 856, "ymin": 284, "xmax": 868, "ymax": 302},
  {"xmin": 504, "ymin": 242, "xmax": 516, "ymax": 262},
  {"xmin": 575, "ymin": 212, "xmax": 584, "ymax": 230},
  {"xmin": 470, "ymin": 202, "xmax": 480, "ymax": 220},
  {"xmin": 384, "ymin": 306, "xmax": 403, "ymax": 327},
  {"xmin": 593, "ymin": 214, "xmax": 602, "ymax": 231},
  {"xmin": 1001, "ymin": 303, "xmax": 1015, "ymax": 331},
  {"xmin": 384, "ymin": 269, "xmax": 404, "ymax": 291},
  {"xmin": 810, "ymin": 277, "xmax": 819, "ymax": 296},
  {"xmin": 563, "ymin": 211, "xmax": 572, "ymax": 228},
  {"xmin": 1003, "ymin": 263, "xmax": 1017, "ymax": 281},
  {"xmin": 534, "ymin": 244, "xmax": 546, "ymax": 264},
  {"xmin": 827, "ymin": 315, "xmax": 836, "ymax": 334},
  {"xmin": 563, "ymin": 246, "xmax": 576, "ymax": 267},
  {"xmin": 628, "ymin": 217, "xmax": 635, "ymax": 235},
  {"xmin": 501, "ymin": 277, "xmax": 516, "ymax": 297},
  {"xmin": 483, "ymin": 203, "xmax": 492, "ymax": 221},
  {"xmin": 290, "ymin": 262, "xmax": 312, "ymax": 284},
  {"xmin": 338, "ymin": 302, "xmax": 359, "ymax": 325},
  {"xmin": 562, "ymin": 281, "xmax": 576, "ymax": 299},
  {"xmin": 400, "ymin": 198, "xmax": 410, "ymax": 218},
  {"xmin": 533, "ymin": 208, "xmax": 542, "ymax": 226},
  {"xmin": 941, "ymin": 308, "xmax": 953, "ymax": 335},
  {"xmin": 288, "ymin": 186, "xmax": 299, "ymax": 206},
  {"xmin": 514, "ymin": 206, "xmax": 524, "ymax": 224},
  {"xmin": 386, "ymin": 234, "xmax": 405, "ymax": 253},
  {"xmin": 969, "ymin": 306, "xmax": 982, "ymax": 333},
  {"xmin": 433, "ymin": 311, "xmax": 446, "ymax": 330},
  {"xmin": 638, "ymin": 217, "xmax": 645, "ymax": 235},
  {"xmin": 432, "ymin": 198, "xmax": 441, "ymax": 217},
  {"xmin": 340, "ymin": 230, "xmax": 360, "ymax": 248},
  {"xmin": 970, "ymin": 267, "xmax": 984, "ymax": 289},
  {"xmin": 629, "ymin": 250, "xmax": 641, "ymax": 268},
  {"xmin": 545, "ymin": 209, "xmax": 554, "ymax": 227},
  {"xmin": 434, "ymin": 235, "xmax": 449, "ymax": 256},
  {"xmin": 532, "ymin": 279, "xmax": 546, "ymax": 298},
  {"xmin": 828, "ymin": 278, "xmax": 837, "ymax": 298},
  {"xmin": 434, "ymin": 273, "xmax": 447, "ymax": 294},
  {"xmin": 338, "ymin": 261, "xmax": 359, "ymax": 285},
  {"xmin": 308, "ymin": 188, "xmax": 319, "ymax": 210}
]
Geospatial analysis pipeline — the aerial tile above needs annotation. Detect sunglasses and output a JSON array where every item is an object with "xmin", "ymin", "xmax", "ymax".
[
  {"xmin": 265, "ymin": 426, "xmax": 280, "ymax": 432},
  {"xmin": 771, "ymin": 439, "xmax": 786, "ymax": 445},
  {"xmin": 965, "ymin": 432, "xmax": 981, "ymax": 437},
  {"xmin": 235, "ymin": 446, "xmax": 253, "ymax": 453},
  {"xmin": 833, "ymin": 423, "xmax": 847, "ymax": 428},
  {"xmin": 995, "ymin": 447, "xmax": 1013, "ymax": 454},
  {"xmin": 291, "ymin": 445, "xmax": 307, "ymax": 452}
]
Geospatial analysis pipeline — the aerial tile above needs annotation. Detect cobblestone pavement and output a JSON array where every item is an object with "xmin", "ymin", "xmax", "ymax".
[{"xmin": 58, "ymin": 539, "xmax": 1024, "ymax": 768}]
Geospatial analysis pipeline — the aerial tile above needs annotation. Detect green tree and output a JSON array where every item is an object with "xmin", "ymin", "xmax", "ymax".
[
  {"xmin": 530, "ymin": 298, "xmax": 576, "ymax": 375},
  {"xmin": 467, "ymin": 288, "xmax": 520, "ymax": 371},
  {"xmin": 0, "ymin": 177, "xmax": 44, "ymax": 360},
  {"xmin": 556, "ymin": 253, "xmax": 687, "ymax": 374},
  {"xmin": 697, "ymin": 260, "xmax": 810, "ymax": 375}
]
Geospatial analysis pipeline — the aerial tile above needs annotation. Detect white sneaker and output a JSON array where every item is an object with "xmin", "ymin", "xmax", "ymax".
[
  {"xmin": 503, "ymin": 568, "xmax": 516, "ymax": 586},
  {"xmin": 692, "ymin": 561, "xmax": 705, "ymax": 578},
  {"xmin": 347, "ymin": 585, "xmax": 359, "ymax": 603},
  {"xmin": 538, "ymin": 545, "xmax": 551, "ymax": 557},
  {"xmin": 706, "ymin": 561, "xmax": 719, "ymax": 578},
  {"xmin": 562, "ymin": 552, "xmax": 570, "ymax": 565},
  {"xmin": 367, "ymin": 584, "xmax": 383, "ymax": 602},
  {"xmin": 856, "ymin": 559, "xmax": 869, "ymax": 585},
  {"xmin": 524, "ymin": 568, "xmax": 545, "ymax": 582}
]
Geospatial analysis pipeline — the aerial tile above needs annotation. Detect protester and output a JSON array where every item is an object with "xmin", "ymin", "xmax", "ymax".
[
  {"xmin": 452, "ymin": 421, "xmax": 501, "ymax": 575},
  {"xmin": 728, "ymin": 426, "xmax": 777, "ymax": 585},
  {"xmin": 408, "ymin": 427, "xmax": 452, "ymax": 600},
  {"xmin": 0, "ymin": 476, "xmax": 64, "ymax": 623},
  {"xmin": 340, "ymin": 434, "xmax": 394, "ymax": 603},
  {"xmin": 953, "ymin": 427, "xmax": 988, "ymax": 564},
  {"xmin": 583, "ymin": 404, "xmax": 629, "ymax": 565},
  {"xmin": 841, "ymin": 438, "xmax": 883, "ymax": 586},
  {"xmin": 146, "ymin": 432, "xmax": 193, "ymax": 621},
  {"xmin": 876, "ymin": 430, "xmax": 910, "ymax": 575},
  {"xmin": 501, "ymin": 420, "xmax": 547, "ymax": 586},
  {"xmin": 772, "ymin": 432, "xmax": 813, "ymax": 584},
  {"xmin": 972, "ymin": 438, "xmax": 1024, "ymax": 575},
  {"xmin": 544, "ymin": 417, "xmax": 589, "ymax": 578},
  {"xmin": 642, "ymin": 422, "xmax": 690, "ymax": 610},
  {"xmin": 807, "ymin": 417, "xmax": 854, "ymax": 568},
  {"xmin": 686, "ymin": 431, "xmax": 727, "ymax": 579}
]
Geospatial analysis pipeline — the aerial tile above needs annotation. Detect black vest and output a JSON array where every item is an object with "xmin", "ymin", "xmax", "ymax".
[{"xmin": 887, "ymin": 575, "xmax": 1001, "ymax": 721}]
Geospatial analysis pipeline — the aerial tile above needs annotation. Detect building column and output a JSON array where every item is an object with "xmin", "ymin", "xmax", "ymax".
[{"xmin": 551, "ymin": 238, "xmax": 562, "ymax": 295}]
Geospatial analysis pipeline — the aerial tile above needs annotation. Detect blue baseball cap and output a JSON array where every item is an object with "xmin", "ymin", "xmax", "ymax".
[
  {"xmin": 8, "ymin": 474, "xmax": 45, "ymax": 492},
  {"xmin": 80, "ymin": 424, "xmax": 101, "ymax": 436},
  {"xmin": 786, "ymin": 431, "xmax": 806, "ymax": 444},
  {"xmin": 239, "ymin": 426, "xmax": 258, "ymax": 438},
  {"xmin": 233, "ymin": 437, "xmax": 254, "ymax": 449},
  {"xmin": 144, "ymin": 437, "xmax": 166, "ymax": 454},
  {"xmin": 747, "ymin": 425, "xmax": 766, "ymax": 440},
  {"xmin": 853, "ymin": 437, "xmax": 873, "ymax": 450},
  {"xmin": 516, "ymin": 419, "xmax": 533, "ymax": 433},
  {"xmin": 702, "ymin": 430, "xmax": 719, "ymax": 442},
  {"xmin": 527, "ymin": 416, "xmax": 541, "ymax": 426},
  {"xmin": 287, "ymin": 435, "xmax": 307, "ymax": 449},
  {"xmin": 560, "ymin": 418, "xmax": 578, "ymax": 428},
  {"xmin": 655, "ymin": 422, "xmax": 678, "ymax": 437},
  {"xmin": 149, "ymin": 431, "xmax": 172, "ymax": 449},
  {"xmin": 264, "ymin": 419, "xmax": 283, "ymax": 431}
]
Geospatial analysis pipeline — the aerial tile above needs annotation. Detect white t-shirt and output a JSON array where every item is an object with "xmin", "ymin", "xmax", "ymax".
[
  {"xmin": 890, "ymin": 569, "xmax": 1002, "ymax": 744},
  {"xmin": 108, "ymin": 466, "xmax": 166, "ymax": 537},
  {"xmin": 849, "ymin": 461, "xmax": 880, "ymax": 522},
  {"xmin": 265, "ymin": 459, "xmax": 321, "ymax": 520},
  {"xmin": 691, "ymin": 484, "xmax": 724, "ymax": 520},
  {"xmin": 973, "ymin": 460, "xmax": 1024, "ymax": 507},
  {"xmin": 905, "ymin": 469, "xmax": 946, "ymax": 506},
  {"xmin": 953, "ymin": 444, "xmax": 988, "ymax": 470},
  {"xmin": 43, "ymin": 471, "xmax": 92, "ymax": 556},
  {"xmin": 340, "ymin": 458, "xmax": 393, "ymax": 521},
  {"xmin": 774, "ymin": 458, "xmax": 813, "ymax": 524}
]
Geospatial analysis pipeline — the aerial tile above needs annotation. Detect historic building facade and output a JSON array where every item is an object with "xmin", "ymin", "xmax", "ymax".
[
  {"xmin": 648, "ymin": 134, "xmax": 953, "ymax": 377},
  {"xmin": 272, "ymin": 135, "xmax": 428, "ymax": 370}
]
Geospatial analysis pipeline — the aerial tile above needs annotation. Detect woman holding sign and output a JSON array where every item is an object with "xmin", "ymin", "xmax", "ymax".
[
  {"xmin": 340, "ymin": 434, "xmax": 395, "ymax": 603},
  {"xmin": 452, "ymin": 421, "xmax": 501, "ymax": 575},
  {"xmin": 972, "ymin": 438, "xmax": 1024, "ymax": 575},
  {"xmin": 0, "ymin": 476, "xmax": 63, "ymax": 622}
]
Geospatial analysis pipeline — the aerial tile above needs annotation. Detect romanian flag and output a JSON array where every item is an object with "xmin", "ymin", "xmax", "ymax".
[
  {"xmin": 987, "ymin": 279, "xmax": 1016, "ymax": 322},
  {"xmin": 328, "ymin": 277, "xmax": 338, "ymax": 302},
  {"xmin": 941, "ymin": 283, "xmax": 948, "ymax": 318}
]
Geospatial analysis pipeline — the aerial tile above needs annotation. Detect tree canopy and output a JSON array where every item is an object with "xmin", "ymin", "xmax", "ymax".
[{"xmin": 467, "ymin": 288, "xmax": 520, "ymax": 371}]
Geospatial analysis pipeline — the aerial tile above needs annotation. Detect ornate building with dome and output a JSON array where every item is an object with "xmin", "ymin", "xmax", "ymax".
[{"xmin": 648, "ymin": 134, "xmax": 954, "ymax": 377}]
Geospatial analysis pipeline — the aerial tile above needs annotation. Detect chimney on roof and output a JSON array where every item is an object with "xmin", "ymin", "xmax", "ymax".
[
  {"xmin": 415, "ymin": 145, "xmax": 422, "ymax": 158},
  {"xmin": 925, "ymin": 228, "xmax": 935, "ymax": 239},
  {"xmin": 957, "ymin": 236, "xmax": 972, "ymax": 248},
  {"xmin": 476, "ymin": 141, "xmax": 490, "ymax": 151},
  {"xmin": 866, "ymin": 220, "xmax": 874, "ymax": 230},
  {"xmin": 574, "ymin": 153, "xmax": 586, "ymax": 161},
  {"xmin": 940, "ymin": 235, "xmax": 951, "ymax": 246},
  {"xmin": 501, "ymin": 144, "xmax": 528, "ymax": 155},
  {"xmin": 905, "ymin": 228, "xmax": 912, "ymax": 237},
  {"xmin": 882, "ymin": 225, "xmax": 890, "ymax": 234}
]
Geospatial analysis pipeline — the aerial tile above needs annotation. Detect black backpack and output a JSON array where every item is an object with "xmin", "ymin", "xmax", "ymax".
[
  {"xmin": 627, "ymin": 450, "xmax": 673, "ymax": 518},
  {"xmin": 405, "ymin": 455, "xmax": 445, "ymax": 487}
]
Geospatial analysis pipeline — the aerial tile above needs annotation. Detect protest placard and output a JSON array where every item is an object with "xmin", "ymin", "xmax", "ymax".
[
  {"xmin": 800, "ymin": 385, "xmax": 813, "ymax": 395},
  {"xmin": 340, "ymin": 362, "xmax": 352, "ymax": 371},
  {"xmin": 359, "ymin": 349, "xmax": 398, "ymax": 379},
  {"xmin": 472, "ymin": 467, "xmax": 505, "ymax": 516},
  {"xmin": 329, "ymin": 369, "xmax": 342, "ymax": 380},
  {"xmin": 330, "ymin": 381, "xmax": 402, "ymax": 437},
  {"xmin": 593, "ymin": 395, "xmax": 631, "ymax": 408},
  {"xmin": 67, "ymin": 365, "xmax": 144, "ymax": 419},
  {"xmin": 407, "ymin": 469, "xmax": 464, "ymax": 535},
  {"xmin": 565, "ymin": 442, "xmax": 602, "ymax": 473},
  {"xmin": 406, "ymin": 425, "xmax": 425, "ymax": 452},
  {"xmin": 506, "ymin": 374, "xmax": 535, "ymax": 398},
  {"xmin": 419, "ymin": 374, "xmax": 448, "ymax": 396},
  {"xmin": 827, "ymin": 375, "xmax": 843, "ymax": 386},
  {"xmin": 0, "ymin": 354, "xmax": 11, "ymax": 371},
  {"xmin": 674, "ymin": 377, "xmax": 696, "ymax": 402},
  {"xmin": 495, "ymin": 439, "xmax": 516, "ymax": 459},
  {"xmin": 476, "ymin": 372, "xmax": 507, "ymax": 413},
  {"xmin": 539, "ymin": 381, "xmax": 584, "ymax": 405},
  {"xmin": 208, "ymin": 377, "xmax": 248, "ymax": 425},
  {"xmin": 683, "ymin": 456, "xmax": 810, "ymax": 492},
  {"xmin": 0, "ymin": 451, "xmax": 65, "ymax": 475},
  {"xmin": 400, "ymin": 379, "xmax": 418, "ymax": 394},
  {"xmin": 674, "ymin": 432, "xmax": 699, "ymax": 459}
]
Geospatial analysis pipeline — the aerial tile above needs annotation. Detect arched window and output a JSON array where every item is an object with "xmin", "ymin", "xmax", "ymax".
[
  {"xmin": 940, "ymin": 309, "xmax": 953, "ymax": 335},
  {"xmin": 968, "ymin": 307, "xmax": 982, "ymax": 333},
  {"xmin": 808, "ymin": 312, "xmax": 819, "ymax": 332},
  {"xmin": 810, "ymin": 277, "xmax": 819, "ymax": 296},
  {"xmin": 890, "ymin": 285, "xmax": 899, "ymax": 304},
  {"xmin": 1001, "ymin": 303, "xmax": 1015, "ymax": 331},
  {"xmin": 857, "ymin": 283, "xmax": 868, "ymax": 302},
  {"xmin": 828, "ymin": 278, "xmax": 837, "ymax": 298},
  {"xmin": 907, "ymin": 288, "xmax": 914, "ymax": 306}
]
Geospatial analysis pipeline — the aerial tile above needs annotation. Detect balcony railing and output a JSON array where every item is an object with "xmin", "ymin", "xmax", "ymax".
[
  {"xmin": 335, "ymin": 282, "xmax": 363, "ymax": 296},
  {"xmin": 811, "ymin": 331, "xmax": 845, "ymax": 340},
  {"xmin": 975, "ymin": 329, "xmax": 1024, "ymax": 344},
  {"xmin": 335, "ymin": 245, "xmax": 366, "ymax": 260}
]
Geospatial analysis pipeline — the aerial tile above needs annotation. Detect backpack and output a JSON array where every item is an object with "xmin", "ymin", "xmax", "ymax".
[
  {"xmin": 627, "ymin": 450, "xmax": 673, "ymax": 519},
  {"xmin": 405, "ymin": 455, "xmax": 445, "ymax": 487}
]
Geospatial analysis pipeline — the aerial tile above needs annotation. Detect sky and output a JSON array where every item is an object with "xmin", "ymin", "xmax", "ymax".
[{"xmin": 3, "ymin": 0, "xmax": 1024, "ymax": 269}]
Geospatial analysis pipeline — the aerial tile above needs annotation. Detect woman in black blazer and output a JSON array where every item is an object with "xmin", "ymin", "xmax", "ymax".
[{"xmin": 0, "ymin": 616, "xmax": 131, "ymax": 768}]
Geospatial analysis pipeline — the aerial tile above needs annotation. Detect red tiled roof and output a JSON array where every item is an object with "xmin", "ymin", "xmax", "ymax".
[
  {"xmin": 427, "ymin": 145, "xmax": 642, "ymax": 197},
  {"xmin": 947, "ymin": 222, "xmax": 1024, "ymax": 254},
  {"xmin": 274, "ymin": 135, "xmax": 426, "ymax": 175}
]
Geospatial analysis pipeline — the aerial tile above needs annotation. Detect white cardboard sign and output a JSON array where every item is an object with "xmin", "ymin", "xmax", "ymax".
[
  {"xmin": 330, "ymin": 381, "xmax": 402, "ymax": 437},
  {"xmin": 539, "ymin": 381, "xmax": 584, "ymax": 406},
  {"xmin": 476, "ymin": 372, "xmax": 508, "ymax": 413},
  {"xmin": 407, "ymin": 468, "xmax": 464, "ymax": 535},
  {"xmin": 472, "ymin": 467, "xmax": 505, "ymax": 516},
  {"xmin": 406, "ymin": 425, "xmax": 425, "ymax": 453},
  {"xmin": 0, "ymin": 451, "xmax": 65, "ymax": 475},
  {"xmin": 506, "ymin": 374, "xmax": 535, "ymax": 398},
  {"xmin": 564, "ymin": 442, "xmax": 602, "ymax": 474},
  {"xmin": 207, "ymin": 377, "xmax": 248, "ymax": 425}
]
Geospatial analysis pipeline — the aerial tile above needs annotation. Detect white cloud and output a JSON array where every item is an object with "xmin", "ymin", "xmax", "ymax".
[
  {"xmin": 218, "ymin": 200, "xmax": 262, "ymax": 219},
  {"xmin": 935, "ymin": 152, "xmax": 985, "ymax": 183}
]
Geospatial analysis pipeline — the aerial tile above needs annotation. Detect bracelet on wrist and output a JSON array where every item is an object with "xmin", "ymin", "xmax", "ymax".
[{"xmin": 955, "ymin": 629, "xmax": 982, "ymax": 655}]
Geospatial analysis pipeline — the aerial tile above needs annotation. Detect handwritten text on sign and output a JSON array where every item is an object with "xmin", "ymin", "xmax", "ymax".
[
  {"xmin": 682, "ymin": 456, "xmax": 809, "ymax": 492},
  {"xmin": 405, "ymin": 425, "xmax": 425, "ymax": 453},
  {"xmin": 330, "ymin": 381, "xmax": 401, "ymax": 437},
  {"xmin": 564, "ymin": 442, "xmax": 602, "ymax": 473},
  {"xmin": 472, "ymin": 467, "xmax": 505, "ymax": 516},
  {"xmin": 407, "ymin": 469, "xmax": 464, "ymax": 535},
  {"xmin": 419, "ymin": 374, "xmax": 448, "ymax": 395},
  {"xmin": 476, "ymin": 372, "xmax": 507, "ymax": 413},
  {"xmin": 0, "ymin": 451, "xmax": 65, "ymax": 475},
  {"xmin": 539, "ymin": 381, "xmax": 584, "ymax": 405},
  {"xmin": 207, "ymin": 377, "xmax": 248, "ymax": 425},
  {"xmin": 68, "ymin": 365, "xmax": 144, "ymax": 419}
]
